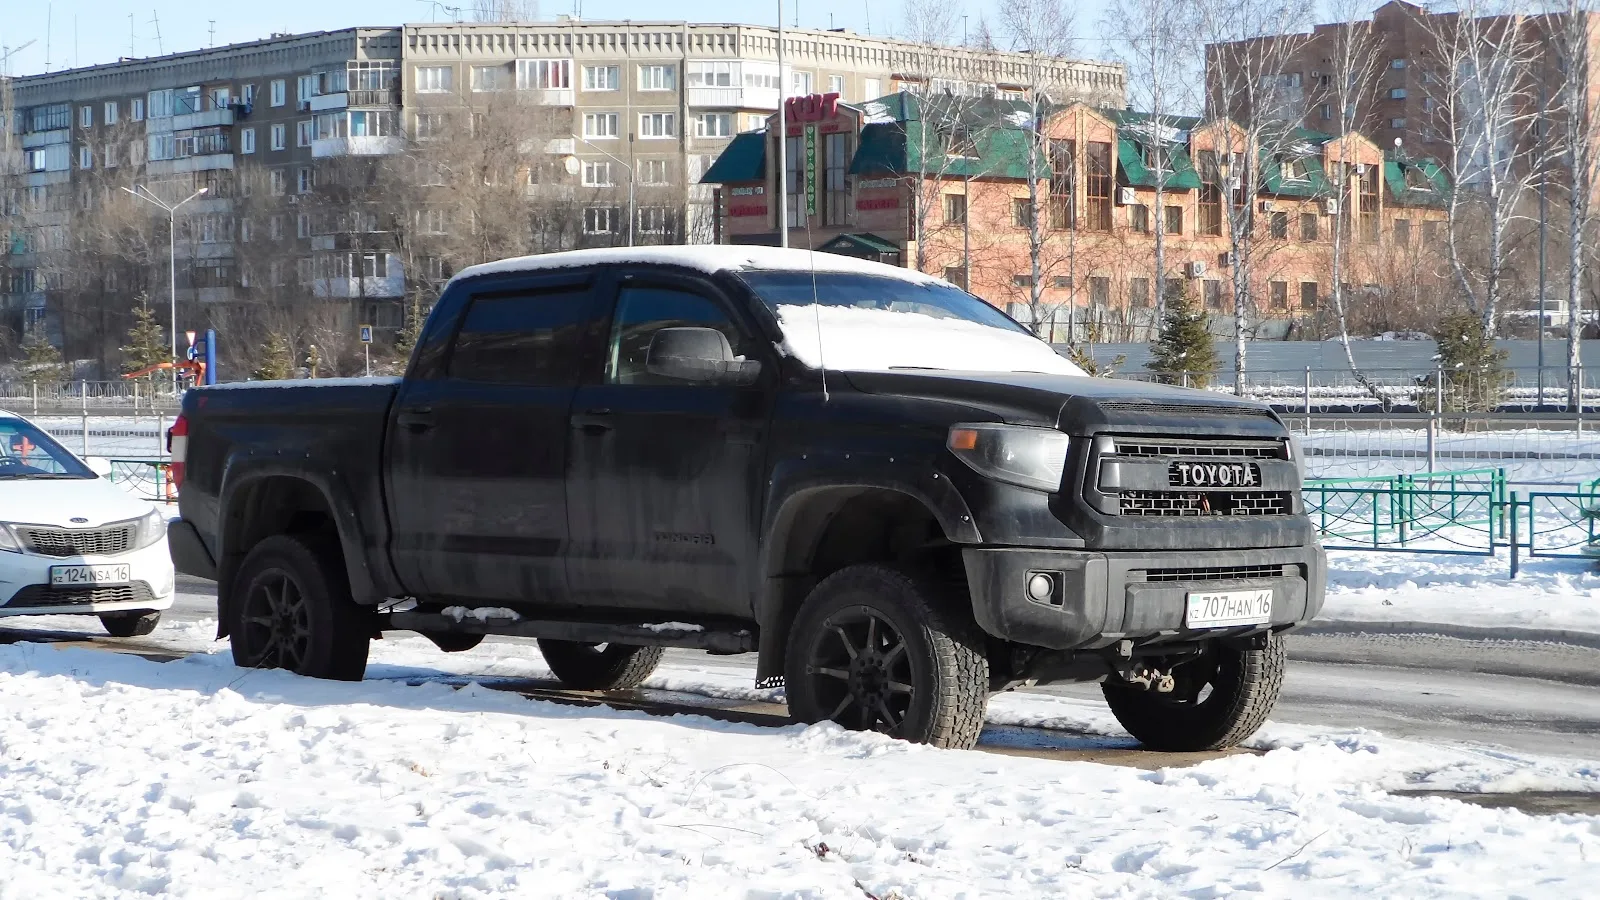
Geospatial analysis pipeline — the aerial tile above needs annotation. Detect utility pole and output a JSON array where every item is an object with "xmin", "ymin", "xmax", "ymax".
[
  {"xmin": 1537, "ymin": 78, "xmax": 1548, "ymax": 409},
  {"xmin": 777, "ymin": 0, "xmax": 789, "ymax": 248},
  {"xmin": 123, "ymin": 185, "xmax": 208, "ymax": 394}
]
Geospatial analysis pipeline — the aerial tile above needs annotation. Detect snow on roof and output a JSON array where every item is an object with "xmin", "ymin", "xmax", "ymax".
[
  {"xmin": 861, "ymin": 100, "xmax": 897, "ymax": 124},
  {"xmin": 448, "ymin": 246, "xmax": 947, "ymax": 288}
]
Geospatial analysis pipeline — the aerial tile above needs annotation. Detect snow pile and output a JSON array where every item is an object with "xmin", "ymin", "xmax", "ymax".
[
  {"xmin": 643, "ymin": 621, "xmax": 705, "ymax": 633},
  {"xmin": 440, "ymin": 606, "xmax": 522, "ymax": 623},
  {"xmin": 774, "ymin": 303, "xmax": 1086, "ymax": 376},
  {"xmin": 0, "ymin": 641, "xmax": 1594, "ymax": 898}
]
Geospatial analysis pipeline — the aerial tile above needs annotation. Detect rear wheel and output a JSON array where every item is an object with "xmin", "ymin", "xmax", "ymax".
[
  {"xmin": 784, "ymin": 563, "xmax": 988, "ymax": 750},
  {"xmin": 100, "ymin": 611, "xmax": 160, "ymax": 638},
  {"xmin": 230, "ymin": 534, "xmax": 372, "ymax": 681},
  {"xmin": 1101, "ymin": 634, "xmax": 1286, "ymax": 751},
  {"xmin": 537, "ymin": 640, "xmax": 663, "ymax": 690}
]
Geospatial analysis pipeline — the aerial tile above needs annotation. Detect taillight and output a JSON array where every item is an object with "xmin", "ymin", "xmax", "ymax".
[{"xmin": 167, "ymin": 414, "xmax": 188, "ymax": 489}]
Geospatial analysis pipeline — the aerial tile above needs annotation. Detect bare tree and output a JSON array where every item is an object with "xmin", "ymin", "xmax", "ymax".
[
  {"xmin": 1552, "ymin": 0, "xmax": 1599, "ymax": 406},
  {"xmin": 471, "ymin": 0, "xmax": 539, "ymax": 23}
]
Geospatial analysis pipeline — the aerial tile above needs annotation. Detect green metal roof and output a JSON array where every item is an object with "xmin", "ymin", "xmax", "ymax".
[
  {"xmin": 850, "ymin": 92, "xmax": 1045, "ymax": 180},
  {"xmin": 817, "ymin": 232, "xmax": 902, "ymax": 256},
  {"xmin": 1116, "ymin": 139, "xmax": 1202, "ymax": 190},
  {"xmin": 1384, "ymin": 155, "xmax": 1449, "ymax": 206},
  {"xmin": 1261, "ymin": 153, "xmax": 1332, "ymax": 197},
  {"xmin": 700, "ymin": 131, "xmax": 767, "ymax": 184}
]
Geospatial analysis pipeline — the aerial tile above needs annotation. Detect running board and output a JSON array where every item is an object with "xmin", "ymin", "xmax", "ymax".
[{"xmin": 383, "ymin": 611, "xmax": 757, "ymax": 654}]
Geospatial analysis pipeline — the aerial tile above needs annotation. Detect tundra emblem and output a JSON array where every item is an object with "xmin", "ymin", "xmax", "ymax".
[{"xmin": 1169, "ymin": 461, "xmax": 1259, "ymax": 488}]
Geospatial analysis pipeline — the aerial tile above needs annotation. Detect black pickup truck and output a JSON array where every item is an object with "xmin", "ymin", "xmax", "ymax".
[{"xmin": 168, "ymin": 246, "xmax": 1324, "ymax": 751}]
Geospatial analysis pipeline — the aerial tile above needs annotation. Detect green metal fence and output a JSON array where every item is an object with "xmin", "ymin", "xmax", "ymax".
[{"xmin": 105, "ymin": 458, "xmax": 172, "ymax": 502}]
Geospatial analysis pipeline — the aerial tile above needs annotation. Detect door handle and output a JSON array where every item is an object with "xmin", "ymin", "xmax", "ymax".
[
  {"xmin": 571, "ymin": 408, "xmax": 613, "ymax": 435},
  {"xmin": 397, "ymin": 407, "xmax": 435, "ymax": 432}
]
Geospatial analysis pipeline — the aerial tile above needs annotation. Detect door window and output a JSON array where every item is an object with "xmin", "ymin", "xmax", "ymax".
[
  {"xmin": 448, "ymin": 289, "xmax": 591, "ymax": 385},
  {"xmin": 605, "ymin": 286, "xmax": 744, "ymax": 385}
]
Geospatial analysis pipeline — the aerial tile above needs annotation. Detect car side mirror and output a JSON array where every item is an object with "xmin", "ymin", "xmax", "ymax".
[
  {"xmin": 645, "ymin": 327, "xmax": 761, "ymax": 386},
  {"xmin": 84, "ymin": 456, "xmax": 113, "ymax": 478}
]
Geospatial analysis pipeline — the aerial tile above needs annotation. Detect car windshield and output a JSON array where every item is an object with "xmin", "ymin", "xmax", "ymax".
[
  {"xmin": 0, "ymin": 419, "xmax": 95, "ymax": 479},
  {"xmin": 738, "ymin": 271, "xmax": 1085, "ymax": 376}
]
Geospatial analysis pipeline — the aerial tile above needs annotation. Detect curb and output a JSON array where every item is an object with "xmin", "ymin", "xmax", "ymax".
[{"xmin": 1301, "ymin": 619, "xmax": 1600, "ymax": 651}]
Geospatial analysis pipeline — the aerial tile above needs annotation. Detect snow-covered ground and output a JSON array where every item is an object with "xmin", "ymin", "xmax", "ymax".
[{"xmin": 0, "ymin": 633, "xmax": 1595, "ymax": 898}]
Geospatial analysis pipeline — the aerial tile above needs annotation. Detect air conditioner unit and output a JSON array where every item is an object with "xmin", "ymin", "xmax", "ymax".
[
  {"xmin": 1325, "ymin": 198, "xmax": 1340, "ymax": 215},
  {"xmin": 1186, "ymin": 260, "xmax": 1207, "ymax": 278},
  {"xmin": 287, "ymin": 195, "xmax": 301, "ymax": 204},
  {"xmin": 1258, "ymin": 200, "xmax": 1275, "ymax": 213},
  {"xmin": 1354, "ymin": 163, "xmax": 1367, "ymax": 174},
  {"xmin": 1118, "ymin": 186, "xmax": 1138, "ymax": 206}
]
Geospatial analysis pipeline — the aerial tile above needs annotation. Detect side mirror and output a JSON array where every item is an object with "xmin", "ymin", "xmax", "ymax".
[
  {"xmin": 645, "ymin": 327, "xmax": 761, "ymax": 385},
  {"xmin": 84, "ymin": 456, "xmax": 113, "ymax": 478}
]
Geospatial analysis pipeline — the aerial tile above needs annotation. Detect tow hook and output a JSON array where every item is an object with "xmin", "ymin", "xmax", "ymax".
[{"xmin": 1117, "ymin": 663, "xmax": 1177, "ymax": 693}]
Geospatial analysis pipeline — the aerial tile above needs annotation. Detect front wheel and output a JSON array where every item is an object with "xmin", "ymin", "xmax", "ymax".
[
  {"xmin": 1101, "ymin": 634, "xmax": 1286, "ymax": 752},
  {"xmin": 100, "ymin": 611, "xmax": 161, "ymax": 637},
  {"xmin": 784, "ymin": 563, "xmax": 989, "ymax": 750}
]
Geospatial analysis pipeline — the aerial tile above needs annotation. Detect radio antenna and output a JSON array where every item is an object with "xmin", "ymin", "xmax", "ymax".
[{"xmin": 803, "ymin": 167, "xmax": 827, "ymax": 402}]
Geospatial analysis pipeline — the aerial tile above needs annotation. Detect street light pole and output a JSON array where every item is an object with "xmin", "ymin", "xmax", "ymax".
[
  {"xmin": 572, "ymin": 135, "xmax": 635, "ymax": 246},
  {"xmin": 123, "ymin": 184, "xmax": 207, "ymax": 394},
  {"xmin": 777, "ymin": 0, "xmax": 788, "ymax": 248}
]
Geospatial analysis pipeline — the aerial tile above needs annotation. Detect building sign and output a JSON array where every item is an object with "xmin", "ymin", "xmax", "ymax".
[
  {"xmin": 856, "ymin": 178, "xmax": 898, "ymax": 190},
  {"xmin": 804, "ymin": 125, "xmax": 818, "ymax": 218},
  {"xmin": 731, "ymin": 186, "xmax": 765, "ymax": 196},
  {"xmin": 729, "ymin": 203, "xmax": 768, "ymax": 217},
  {"xmin": 785, "ymin": 92, "xmax": 840, "ymax": 123},
  {"xmin": 856, "ymin": 197, "xmax": 900, "ymax": 211}
]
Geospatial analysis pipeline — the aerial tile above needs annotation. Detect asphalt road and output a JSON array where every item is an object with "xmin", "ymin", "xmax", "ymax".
[{"xmin": 41, "ymin": 576, "xmax": 1600, "ymax": 760}]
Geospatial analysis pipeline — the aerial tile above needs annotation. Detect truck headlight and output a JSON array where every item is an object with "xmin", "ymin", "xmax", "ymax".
[
  {"xmin": 947, "ymin": 424, "xmax": 1070, "ymax": 493},
  {"xmin": 133, "ymin": 509, "xmax": 168, "ymax": 550}
]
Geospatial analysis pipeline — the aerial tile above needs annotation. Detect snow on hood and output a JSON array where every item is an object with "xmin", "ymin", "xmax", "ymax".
[
  {"xmin": 448, "ymin": 247, "xmax": 947, "ymax": 290},
  {"xmin": 0, "ymin": 477, "xmax": 154, "ymax": 529},
  {"xmin": 773, "ymin": 304, "xmax": 1086, "ymax": 377}
]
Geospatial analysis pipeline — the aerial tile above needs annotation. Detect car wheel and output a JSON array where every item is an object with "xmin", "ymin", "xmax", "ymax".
[
  {"xmin": 230, "ymin": 533, "xmax": 372, "ymax": 681},
  {"xmin": 1101, "ymin": 633, "xmax": 1286, "ymax": 752},
  {"xmin": 784, "ymin": 563, "xmax": 989, "ymax": 750},
  {"xmin": 100, "ymin": 611, "xmax": 161, "ymax": 637},
  {"xmin": 537, "ymin": 640, "xmax": 664, "ymax": 690}
]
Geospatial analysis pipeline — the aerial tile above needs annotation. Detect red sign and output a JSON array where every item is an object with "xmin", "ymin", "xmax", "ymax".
[
  {"xmin": 785, "ymin": 92, "xmax": 841, "ymax": 123},
  {"xmin": 855, "ymin": 197, "xmax": 900, "ymax": 211},
  {"xmin": 729, "ymin": 203, "xmax": 768, "ymax": 217}
]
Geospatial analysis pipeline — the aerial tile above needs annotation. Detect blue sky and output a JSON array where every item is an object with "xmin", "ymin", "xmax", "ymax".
[{"xmin": 0, "ymin": 0, "xmax": 1115, "ymax": 77}]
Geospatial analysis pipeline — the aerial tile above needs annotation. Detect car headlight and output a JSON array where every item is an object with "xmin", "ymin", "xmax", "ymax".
[
  {"xmin": 0, "ymin": 524, "xmax": 20, "ymax": 554},
  {"xmin": 133, "ymin": 508, "xmax": 168, "ymax": 549},
  {"xmin": 947, "ymin": 424, "xmax": 1070, "ymax": 493}
]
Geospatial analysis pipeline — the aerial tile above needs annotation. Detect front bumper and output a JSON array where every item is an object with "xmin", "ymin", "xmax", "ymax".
[
  {"xmin": 963, "ymin": 542, "xmax": 1326, "ymax": 650},
  {"xmin": 0, "ymin": 539, "xmax": 176, "ymax": 617}
]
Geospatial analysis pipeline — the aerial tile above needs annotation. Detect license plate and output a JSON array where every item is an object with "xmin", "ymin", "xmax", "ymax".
[
  {"xmin": 1185, "ymin": 589, "xmax": 1274, "ymax": 629},
  {"xmin": 49, "ymin": 564, "xmax": 131, "ymax": 587}
]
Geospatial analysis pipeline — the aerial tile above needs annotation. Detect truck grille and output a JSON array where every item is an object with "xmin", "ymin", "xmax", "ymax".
[
  {"xmin": 1132, "ymin": 564, "xmax": 1293, "ymax": 583},
  {"xmin": 1113, "ymin": 438, "xmax": 1285, "ymax": 459},
  {"xmin": 6, "ymin": 582, "xmax": 155, "ymax": 608},
  {"xmin": 14, "ymin": 525, "xmax": 135, "ymax": 557},
  {"xmin": 1119, "ymin": 489, "xmax": 1292, "ymax": 517}
]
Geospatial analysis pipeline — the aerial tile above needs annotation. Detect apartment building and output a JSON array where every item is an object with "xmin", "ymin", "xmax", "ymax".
[
  {"xmin": 0, "ymin": 20, "xmax": 1122, "ymax": 362},
  {"xmin": 705, "ymin": 93, "xmax": 1450, "ymax": 337}
]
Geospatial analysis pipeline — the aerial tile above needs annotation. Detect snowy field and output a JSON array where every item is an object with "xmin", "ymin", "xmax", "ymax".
[{"xmin": 0, "ymin": 627, "xmax": 1595, "ymax": 899}]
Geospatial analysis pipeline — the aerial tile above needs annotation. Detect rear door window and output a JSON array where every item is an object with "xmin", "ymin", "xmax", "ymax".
[{"xmin": 448, "ymin": 287, "xmax": 593, "ymax": 385}]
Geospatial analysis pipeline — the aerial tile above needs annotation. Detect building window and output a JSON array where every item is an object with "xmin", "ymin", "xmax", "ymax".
[
  {"xmin": 1394, "ymin": 218, "xmax": 1412, "ymax": 246},
  {"xmin": 583, "ymin": 65, "xmax": 620, "ymax": 91},
  {"xmin": 791, "ymin": 71, "xmax": 813, "ymax": 96},
  {"xmin": 269, "ymin": 215, "xmax": 284, "ymax": 240},
  {"xmin": 1012, "ymin": 274, "xmax": 1034, "ymax": 288},
  {"xmin": 639, "ymin": 159, "xmax": 670, "ymax": 184},
  {"xmin": 1085, "ymin": 142, "xmax": 1113, "ymax": 231},
  {"xmin": 78, "ymin": 146, "xmax": 93, "ymax": 169},
  {"xmin": 944, "ymin": 193, "xmax": 967, "ymax": 225},
  {"xmin": 103, "ymin": 101, "xmax": 118, "ymax": 125},
  {"xmin": 638, "ymin": 207, "xmax": 669, "ymax": 235},
  {"xmin": 296, "ymin": 120, "xmax": 313, "ymax": 147},
  {"xmin": 242, "ymin": 83, "xmax": 256, "ymax": 107},
  {"xmin": 1391, "ymin": 58, "xmax": 1407, "ymax": 69},
  {"xmin": 582, "ymin": 160, "xmax": 613, "ymax": 186},
  {"xmin": 130, "ymin": 98, "xmax": 144, "ymax": 121},
  {"xmin": 824, "ymin": 131, "xmax": 849, "ymax": 226},
  {"xmin": 688, "ymin": 61, "xmax": 734, "ymax": 87},
  {"xmin": 270, "ymin": 170, "xmax": 286, "ymax": 195},
  {"xmin": 1391, "ymin": 117, "xmax": 1407, "ymax": 129},
  {"xmin": 1129, "ymin": 205, "xmax": 1150, "ymax": 234},
  {"xmin": 349, "ymin": 110, "xmax": 392, "ymax": 137},
  {"xmin": 828, "ymin": 74, "xmax": 844, "ymax": 95},
  {"xmin": 944, "ymin": 266, "xmax": 968, "ymax": 289},
  {"xmin": 1390, "ymin": 88, "xmax": 1407, "ymax": 100},
  {"xmin": 241, "ymin": 128, "xmax": 256, "ymax": 154},
  {"xmin": 516, "ymin": 59, "xmax": 571, "ymax": 90},
  {"xmin": 297, "ymin": 167, "xmax": 315, "ymax": 193},
  {"xmin": 1204, "ymin": 279, "xmax": 1223, "ymax": 310},
  {"xmin": 1300, "ymin": 282, "xmax": 1319, "ymax": 310},
  {"xmin": 270, "ymin": 124, "xmax": 286, "ymax": 151},
  {"xmin": 1089, "ymin": 276, "xmax": 1111, "ymax": 308},
  {"xmin": 637, "ymin": 65, "xmax": 675, "ymax": 91},
  {"xmin": 1199, "ymin": 184, "xmax": 1222, "ymax": 235},
  {"xmin": 1050, "ymin": 140, "xmax": 1075, "ymax": 230},
  {"xmin": 270, "ymin": 79, "xmax": 286, "ymax": 106},
  {"xmin": 79, "ymin": 106, "xmax": 92, "ymax": 128},
  {"xmin": 417, "ymin": 209, "xmax": 448, "ymax": 234},
  {"xmin": 103, "ymin": 142, "xmax": 118, "ymax": 168},
  {"xmin": 1270, "ymin": 281, "xmax": 1288, "ymax": 310},
  {"xmin": 584, "ymin": 206, "xmax": 618, "ymax": 234},
  {"xmin": 785, "ymin": 134, "xmax": 803, "ymax": 227},
  {"xmin": 639, "ymin": 113, "xmax": 676, "ymax": 139},
  {"xmin": 863, "ymin": 78, "xmax": 881, "ymax": 100},
  {"xmin": 1164, "ymin": 205, "xmax": 1183, "ymax": 236},
  {"xmin": 470, "ymin": 65, "xmax": 509, "ymax": 92},
  {"xmin": 1012, "ymin": 198, "xmax": 1033, "ymax": 229},
  {"xmin": 1270, "ymin": 211, "xmax": 1289, "ymax": 240},
  {"xmin": 583, "ymin": 113, "xmax": 619, "ymax": 139},
  {"xmin": 296, "ymin": 213, "xmax": 311, "ymax": 239},
  {"xmin": 1129, "ymin": 277, "xmax": 1151, "ymax": 309},
  {"xmin": 1300, "ymin": 213, "xmax": 1318, "ymax": 241},
  {"xmin": 695, "ymin": 113, "xmax": 733, "ymax": 138},
  {"xmin": 296, "ymin": 75, "xmax": 317, "ymax": 104},
  {"xmin": 414, "ymin": 113, "xmax": 447, "ymax": 140},
  {"xmin": 1360, "ymin": 169, "xmax": 1380, "ymax": 241},
  {"xmin": 415, "ymin": 66, "xmax": 453, "ymax": 93}
]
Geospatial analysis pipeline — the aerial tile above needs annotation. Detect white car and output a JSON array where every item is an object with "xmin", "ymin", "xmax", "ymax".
[{"xmin": 0, "ymin": 411, "xmax": 174, "ymax": 636}]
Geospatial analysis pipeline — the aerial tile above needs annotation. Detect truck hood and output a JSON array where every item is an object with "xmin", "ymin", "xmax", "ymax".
[
  {"xmin": 842, "ymin": 369, "xmax": 1284, "ymax": 434},
  {"xmin": 0, "ymin": 477, "xmax": 156, "ymax": 528}
]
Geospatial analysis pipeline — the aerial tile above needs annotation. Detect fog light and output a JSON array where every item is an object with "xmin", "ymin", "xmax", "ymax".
[{"xmin": 1026, "ymin": 572, "xmax": 1056, "ymax": 603}]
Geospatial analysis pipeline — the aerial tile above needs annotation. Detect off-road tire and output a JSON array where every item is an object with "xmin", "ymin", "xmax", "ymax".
[
  {"xmin": 421, "ymin": 632, "xmax": 486, "ymax": 653},
  {"xmin": 100, "ymin": 611, "xmax": 161, "ymax": 637},
  {"xmin": 229, "ymin": 533, "xmax": 372, "ymax": 681},
  {"xmin": 784, "ymin": 563, "xmax": 989, "ymax": 750},
  {"xmin": 1102, "ymin": 633, "xmax": 1286, "ymax": 751},
  {"xmin": 537, "ymin": 640, "xmax": 664, "ymax": 690}
]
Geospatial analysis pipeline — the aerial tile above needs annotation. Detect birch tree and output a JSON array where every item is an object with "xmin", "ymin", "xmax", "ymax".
[{"xmin": 1552, "ymin": 0, "xmax": 1598, "ymax": 407}]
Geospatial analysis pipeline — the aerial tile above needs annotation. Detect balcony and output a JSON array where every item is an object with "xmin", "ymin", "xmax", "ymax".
[
  {"xmin": 544, "ymin": 138, "xmax": 576, "ymax": 155},
  {"xmin": 687, "ymin": 86, "xmax": 779, "ymax": 110},
  {"xmin": 309, "ymin": 93, "xmax": 349, "ymax": 112},
  {"xmin": 311, "ymin": 274, "xmax": 405, "ymax": 299},
  {"xmin": 172, "ymin": 108, "xmax": 235, "ymax": 130},
  {"xmin": 145, "ymin": 154, "xmax": 235, "ymax": 176},
  {"xmin": 540, "ymin": 88, "xmax": 575, "ymax": 107},
  {"xmin": 196, "ymin": 287, "xmax": 237, "ymax": 304},
  {"xmin": 348, "ymin": 88, "xmax": 400, "ymax": 107},
  {"xmin": 21, "ymin": 129, "xmax": 69, "ymax": 149},
  {"xmin": 312, "ymin": 135, "xmax": 404, "ymax": 158}
]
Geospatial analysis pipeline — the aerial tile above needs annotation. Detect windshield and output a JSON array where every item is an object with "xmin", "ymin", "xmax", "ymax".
[
  {"xmin": 739, "ymin": 272, "xmax": 1085, "ymax": 377},
  {"xmin": 0, "ymin": 419, "xmax": 95, "ymax": 480}
]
